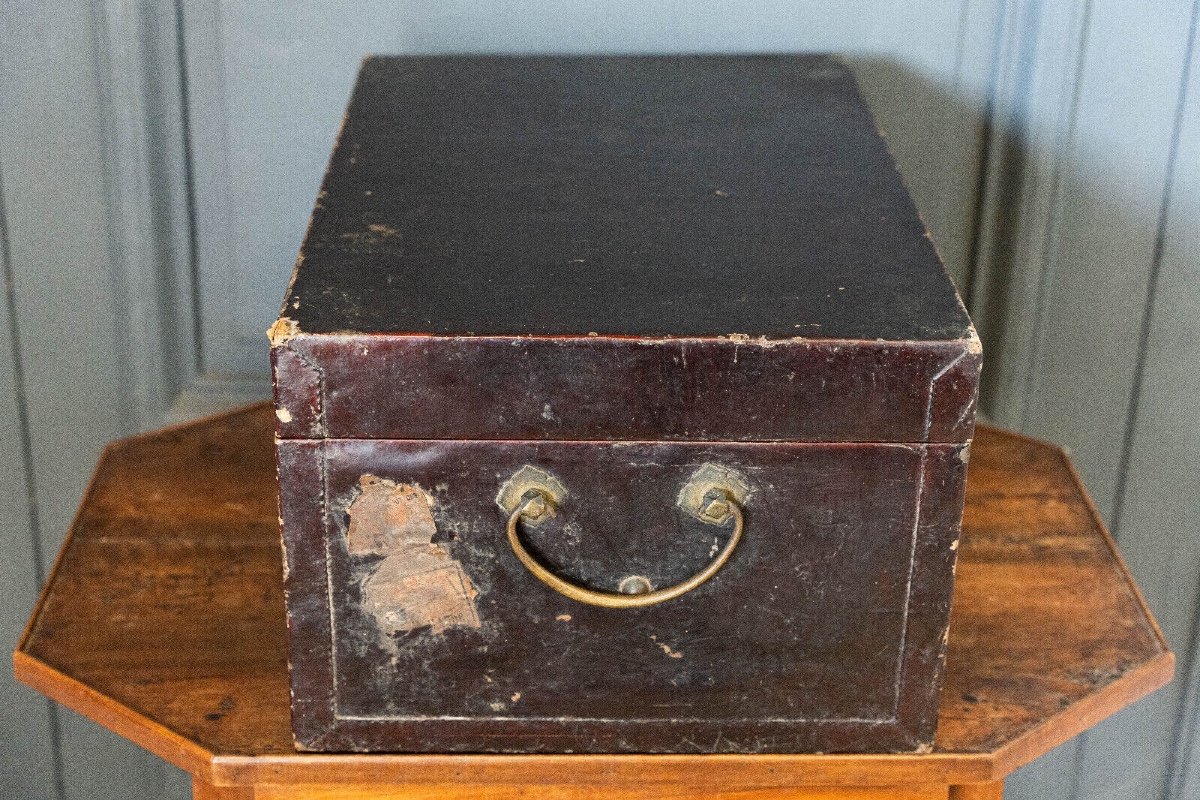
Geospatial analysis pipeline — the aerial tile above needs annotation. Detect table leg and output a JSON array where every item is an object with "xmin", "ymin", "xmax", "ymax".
[
  {"xmin": 949, "ymin": 781, "xmax": 1004, "ymax": 800},
  {"xmin": 193, "ymin": 777, "xmax": 254, "ymax": 800}
]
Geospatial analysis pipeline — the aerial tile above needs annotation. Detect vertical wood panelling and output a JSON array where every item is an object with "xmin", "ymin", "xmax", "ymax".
[
  {"xmin": 1016, "ymin": 0, "xmax": 1196, "ymax": 523},
  {"xmin": 1148, "ymin": 18, "xmax": 1200, "ymax": 800},
  {"xmin": 846, "ymin": 0, "xmax": 1003, "ymax": 289},
  {"xmin": 0, "ymin": 2, "xmax": 122, "ymax": 571},
  {"xmin": 178, "ymin": 0, "xmax": 240, "ymax": 377},
  {"xmin": 1005, "ymin": 740, "xmax": 1083, "ymax": 800},
  {"xmin": 1035, "ymin": 2, "xmax": 1197, "ymax": 800},
  {"xmin": 0, "ymin": 3, "xmax": 180, "ymax": 799},
  {"xmin": 95, "ymin": 0, "xmax": 197, "ymax": 428},
  {"xmin": 969, "ymin": 0, "xmax": 1092, "ymax": 428},
  {"xmin": 0, "ymin": 171, "xmax": 61, "ymax": 800},
  {"xmin": 973, "ymin": 1, "xmax": 1200, "ymax": 799},
  {"xmin": 968, "ymin": 10, "xmax": 1094, "ymax": 796},
  {"xmin": 1073, "ymin": 5, "xmax": 1200, "ymax": 799}
]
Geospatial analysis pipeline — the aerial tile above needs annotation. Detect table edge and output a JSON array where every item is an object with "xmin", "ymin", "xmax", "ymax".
[{"xmin": 10, "ymin": 409, "xmax": 1176, "ymax": 789}]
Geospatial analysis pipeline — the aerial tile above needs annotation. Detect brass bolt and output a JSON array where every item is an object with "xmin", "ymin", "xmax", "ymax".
[
  {"xmin": 700, "ymin": 496, "xmax": 730, "ymax": 523},
  {"xmin": 521, "ymin": 492, "xmax": 550, "ymax": 520},
  {"xmin": 618, "ymin": 575, "xmax": 653, "ymax": 595}
]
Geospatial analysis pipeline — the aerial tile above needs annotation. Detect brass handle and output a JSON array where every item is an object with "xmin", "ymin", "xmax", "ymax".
[{"xmin": 504, "ymin": 490, "xmax": 745, "ymax": 609}]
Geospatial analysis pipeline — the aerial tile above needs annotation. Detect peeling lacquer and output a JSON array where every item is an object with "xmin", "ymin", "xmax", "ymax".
[{"xmin": 346, "ymin": 474, "xmax": 480, "ymax": 635}]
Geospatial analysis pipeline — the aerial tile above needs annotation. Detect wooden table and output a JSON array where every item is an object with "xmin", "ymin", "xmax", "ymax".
[{"xmin": 13, "ymin": 404, "xmax": 1173, "ymax": 800}]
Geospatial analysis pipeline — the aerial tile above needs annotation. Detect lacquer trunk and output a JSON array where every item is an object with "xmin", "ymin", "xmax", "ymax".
[{"xmin": 272, "ymin": 54, "xmax": 981, "ymax": 754}]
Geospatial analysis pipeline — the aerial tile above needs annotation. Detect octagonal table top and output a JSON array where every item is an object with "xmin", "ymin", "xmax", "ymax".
[{"xmin": 14, "ymin": 404, "xmax": 1172, "ymax": 791}]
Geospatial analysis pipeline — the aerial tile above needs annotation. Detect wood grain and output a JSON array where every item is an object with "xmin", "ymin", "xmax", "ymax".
[
  {"xmin": 949, "ymin": 782, "xmax": 1003, "ymax": 800},
  {"xmin": 192, "ymin": 778, "xmax": 251, "ymax": 800},
  {"xmin": 13, "ymin": 404, "xmax": 1171, "ymax": 792},
  {"xmin": 252, "ymin": 784, "xmax": 948, "ymax": 800}
]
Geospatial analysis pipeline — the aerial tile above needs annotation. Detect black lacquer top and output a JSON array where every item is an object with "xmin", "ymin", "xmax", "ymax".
[{"xmin": 283, "ymin": 55, "xmax": 973, "ymax": 342}]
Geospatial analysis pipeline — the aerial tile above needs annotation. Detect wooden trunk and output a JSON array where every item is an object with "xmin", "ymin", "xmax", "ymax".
[{"xmin": 271, "ymin": 55, "xmax": 981, "ymax": 755}]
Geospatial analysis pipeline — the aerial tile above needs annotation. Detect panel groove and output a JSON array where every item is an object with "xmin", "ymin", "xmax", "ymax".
[
  {"xmin": 1109, "ymin": 0, "xmax": 1199, "ymax": 545},
  {"xmin": 966, "ymin": 1, "xmax": 1097, "ymax": 795},
  {"xmin": 1017, "ymin": 0, "xmax": 1095, "ymax": 430},
  {"xmin": 952, "ymin": 0, "xmax": 975, "ymax": 79},
  {"xmin": 88, "ymin": 0, "xmax": 141, "ymax": 438},
  {"xmin": 966, "ymin": 0, "xmax": 1093, "ymax": 435},
  {"xmin": 173, "ymin": 0, "xmax": 205, "ymax": 375},
  {"xmin": 960, "ymin": 0, "xmax": 1011, "ymax": 311},
  {"xmin": 1169, "ymin": 576, "xmax": 1200, "ymax": 799},
  {"xmin": 1055, "ymin": 0, "xmax": 1200, "ymax": 794},
  {"xmin": 1158, "ymin": 11, "xmax": 1200, "ymax": 799},
  {"xmin": 0, "ymin": 161, "xmax": 66, "ymax": 800},
  {"xmin": 0, "ymin": 167, "xmax": 48, "ymax": 629}
]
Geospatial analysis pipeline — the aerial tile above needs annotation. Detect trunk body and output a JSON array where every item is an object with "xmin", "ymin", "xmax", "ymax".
[{"xmin": 272, "ymin": 54, "xmax": 981, "ymax": 754}]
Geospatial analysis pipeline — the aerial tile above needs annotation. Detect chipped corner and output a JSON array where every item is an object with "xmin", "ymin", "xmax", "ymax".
[{"xmin": 267, "ymin": 316, "xmax": 303, "ymax": 348}]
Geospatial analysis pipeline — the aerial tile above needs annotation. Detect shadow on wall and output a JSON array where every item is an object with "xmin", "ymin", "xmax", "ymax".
[
  {"xmin": 856, "ymin": 46, "xmax": 1200, "ymax": 800},
  {"xmin": 848, "ymin": 55, "xmax": 991, "ymax": 296}
]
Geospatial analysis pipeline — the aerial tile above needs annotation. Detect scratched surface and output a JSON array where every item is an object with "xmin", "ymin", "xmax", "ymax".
[
  {"xmin": 273, "ymin": 335, "xmax": 981, "ymax": 444},
  {"xmin": 278, "ymin": 436, "xmax": 968, "ymax": 752},
  {"xmin": 283, "ymin": 56, "xmax": 972, "ymax": 342},
  {"xmin": 270, "ymin": 57, "xmax": 981, "ymax": 448}
]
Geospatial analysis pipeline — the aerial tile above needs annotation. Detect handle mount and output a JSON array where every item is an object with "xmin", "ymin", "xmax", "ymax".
[{"xmin": 498, "ymin": 464, "xmax": 748, "ymax": 609}]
